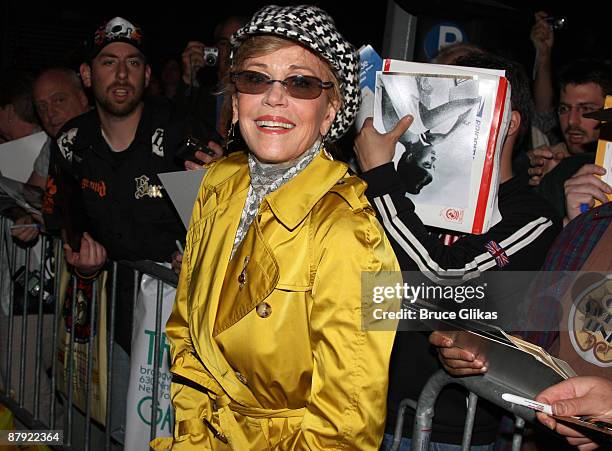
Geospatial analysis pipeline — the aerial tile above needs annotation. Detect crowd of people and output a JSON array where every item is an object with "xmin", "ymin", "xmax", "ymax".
[{"xmin": 0, "ymin": 4, "xmax": 610, "ymax": 450}]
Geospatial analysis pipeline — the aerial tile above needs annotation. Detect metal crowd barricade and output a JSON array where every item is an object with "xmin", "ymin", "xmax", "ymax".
[
  {"xmin": 391, "ymin": 369, "xmax": 537, "ymax": 451},
  {"xmin": 0, "ymin": 215, "xmax": 178, "ymax": 451}
]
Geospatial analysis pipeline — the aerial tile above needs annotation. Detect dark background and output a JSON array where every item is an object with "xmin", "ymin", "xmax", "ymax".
[{"xmin": 1, "ymin": 0, "xmax": 609, "ymax": 76}]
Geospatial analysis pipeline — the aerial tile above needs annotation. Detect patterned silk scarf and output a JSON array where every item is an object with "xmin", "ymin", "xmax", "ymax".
[{"xmin": 231, "ymin": 139, "xmax": 322, "ymax": 258}]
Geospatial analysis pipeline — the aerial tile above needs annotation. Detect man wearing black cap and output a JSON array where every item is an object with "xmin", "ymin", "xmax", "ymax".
[
  {"xmin": 44, "ymin": 16, "xmax": 192, "ymax": 443},
  {"xmin": 47, "ymin": 16, "xmax": 188, "ymax": 277}
]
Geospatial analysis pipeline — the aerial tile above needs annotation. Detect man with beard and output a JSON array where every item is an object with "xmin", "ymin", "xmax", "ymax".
[
  {"xmin": 47, "ymin": 16, "xmax": 187, "ymax": 279},
  {"xmin": 527, "ymin": 59, "xmax": 612, "ymax": 220},
  {"xmin": 45, "ymin": 17, "xmax": 189, "ymax": 442}
]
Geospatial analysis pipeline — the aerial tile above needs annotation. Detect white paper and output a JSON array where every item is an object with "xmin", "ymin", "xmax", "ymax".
[
  {"xmin": 158, "ymin": 169, "xmax": 207, "ymax": 229},
  {"xmin": 0, "ymin": 131, "xmax": 47, "ymax": 182}
]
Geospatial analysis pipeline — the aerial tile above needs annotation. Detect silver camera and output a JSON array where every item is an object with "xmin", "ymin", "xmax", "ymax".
[
  {"xmin": 203, "ymin": 47, "xmax": 219, "ymax": 66},
  {"xmin": 545, "ymin": 16, "xmax": 567, "ymax": 31}
]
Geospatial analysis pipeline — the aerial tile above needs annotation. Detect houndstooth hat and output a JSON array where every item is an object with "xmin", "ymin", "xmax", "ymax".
[{"xmin": 231, "ymin": 4, "xmax": 360, "ymax": 142}]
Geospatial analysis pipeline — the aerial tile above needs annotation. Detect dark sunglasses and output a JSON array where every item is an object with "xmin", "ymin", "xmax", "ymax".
[{"xmin": 230, "ymin": 70, "xmax": 333, "ymax": 100}]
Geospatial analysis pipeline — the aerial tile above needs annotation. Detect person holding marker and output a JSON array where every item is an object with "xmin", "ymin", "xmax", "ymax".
[
  {"xmin": 497, "ymin": 384, "xmax": 611, "ymax": 450},
  {"xmin": 536, "ymin": 376, "xmax": 612, "ymax": 450},
  {"xmin": 563, "ymin": 162, "xmax": 611, "ymax": 225},
  {"xmin": 556, "ymin": 103, "xmax": 612, "ymax": 224},
  {"xmin": 527, "ymin": 59, "xmax": 612, "ymax": 222}
]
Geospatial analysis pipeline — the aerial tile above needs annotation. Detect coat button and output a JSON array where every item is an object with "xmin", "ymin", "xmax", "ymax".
[
  {"xmin": 256, "ymin": 302, "xmax": 272, "ymax": 318},
  {"xmin": 235, "ymin": 371, "xmax": 248, "ymax": 385}
]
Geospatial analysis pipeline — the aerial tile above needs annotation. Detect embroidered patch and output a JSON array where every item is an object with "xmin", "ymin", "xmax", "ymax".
[
  {"xmin": 152, "ymin": 128, "xmax": 165, "ymax": 157},
  {"xmin": 568, "ymin": 276, "xmax": 612, "ymax": 367},
  {"xmin": 57, "ymin": 128, "xmax": 78, "ymax": 162},
  {"xmin": 82, "ymin": 178, "xmax": 107, "ymax": 197},
  {"xmin": 95, "ymin": 17, "xmax": 143, "ymax": 46},
  {"xmin": 135, "ymin": 175, "xmax": 163, "ymax": 199},
  {"xmin": 484, "ymin": 240, "xmax": 509, "ymax": 268}
]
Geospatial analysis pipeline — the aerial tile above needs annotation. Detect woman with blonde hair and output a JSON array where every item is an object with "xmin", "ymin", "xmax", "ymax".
[{"xmin": 153, "ymin": 5, "xmax": 400, "ymax": 450}]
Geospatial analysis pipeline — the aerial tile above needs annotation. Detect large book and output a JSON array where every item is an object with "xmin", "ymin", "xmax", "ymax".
[
  {"xmin": 374, "ymin": 60, "xmax": 511, "ymax": 234},
  {"xmin": 411, "ymin": 299, "xmax": 612, "ymax": 438},
  {"xmin": 444, "ymin": 325, "xmax": 576, "ymax": 396}
]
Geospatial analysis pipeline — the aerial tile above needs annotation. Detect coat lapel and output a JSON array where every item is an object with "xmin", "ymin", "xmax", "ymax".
[{"xmin": 213, "ymin": 219, "xmax": 280, "ymax": 336}]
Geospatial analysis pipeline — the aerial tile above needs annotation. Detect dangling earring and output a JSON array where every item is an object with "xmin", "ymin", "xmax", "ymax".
[
  {"xmin": 225, "ymin": 120, "xmax": 237, "ymax": 150},
  {"xmin": 319, "ymin": 133, "xmax": 333, "ymax": 160}
]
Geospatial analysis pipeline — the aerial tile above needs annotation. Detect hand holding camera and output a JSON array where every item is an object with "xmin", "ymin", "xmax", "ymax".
[
  {"xmin": 176, "ymin": 137, "xmax": 224, "ymax": 168},
  {"xmin": 531, "ymin": 11, "xmax": 555, "ymax": 55},
  {"xmin": 182, "ymin": 40, "xmax": 219, "ymax": 87},
  {"xmin": 544, "ymin": 16, "xmax": 567, "ymax": 31},
  {"xmin": 182, "ymin": 41, "xmax": 205, "ymax": 86}
]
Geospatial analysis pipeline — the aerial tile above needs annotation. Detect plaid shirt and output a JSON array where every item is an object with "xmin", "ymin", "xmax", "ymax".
[
  {"xmin": 522, "ymin": 202, "xmax": 612, "ymax": 350},
  {"xmin": 543, "ymin": 202, "xmax": 612, "ymax": 270}
]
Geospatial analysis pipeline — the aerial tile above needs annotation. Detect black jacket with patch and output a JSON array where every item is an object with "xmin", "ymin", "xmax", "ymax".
[
  {"xmin": 44, "ymin": 99, "xmax": 191, "ymax": 353},
  {"xmin": 45, "ymin": 99, "xmax": 187, "ymax": 263}
]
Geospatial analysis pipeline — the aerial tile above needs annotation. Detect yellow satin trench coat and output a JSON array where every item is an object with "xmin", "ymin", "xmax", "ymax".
[{"xmin": 152, "ymin": 150, "xmax": 400, "ymax": 450}]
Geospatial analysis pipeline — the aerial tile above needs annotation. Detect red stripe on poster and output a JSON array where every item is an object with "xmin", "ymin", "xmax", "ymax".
[{"xmin": 472, "ymin": 78, "xmax": 507, "ymax": 234}]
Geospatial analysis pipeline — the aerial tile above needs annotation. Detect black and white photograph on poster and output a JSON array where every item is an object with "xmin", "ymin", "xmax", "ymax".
[{"xmin": 375, "ymin": 72, "xmax": 482, "ymax": 207}]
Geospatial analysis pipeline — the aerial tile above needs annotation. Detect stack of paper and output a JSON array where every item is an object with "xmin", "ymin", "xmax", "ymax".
[{"xmin": 504, "ymin": 333, "xmax": 576, "ymax": 380}]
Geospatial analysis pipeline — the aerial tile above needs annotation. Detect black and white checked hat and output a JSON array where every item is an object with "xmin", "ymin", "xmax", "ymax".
[{"xmin": 231, "ymin": 4, "xmax": 360, "ymax": 142}]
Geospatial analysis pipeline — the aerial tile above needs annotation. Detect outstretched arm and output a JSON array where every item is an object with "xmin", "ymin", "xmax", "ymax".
[{"xmin": 531, "ymin": 11, "xmax": 555, "ymax": 112}]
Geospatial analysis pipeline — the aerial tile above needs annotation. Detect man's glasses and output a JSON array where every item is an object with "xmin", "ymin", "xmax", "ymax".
[{"xmin": 230, "ymin": 70, "xmax": 333, "ymax": 100}]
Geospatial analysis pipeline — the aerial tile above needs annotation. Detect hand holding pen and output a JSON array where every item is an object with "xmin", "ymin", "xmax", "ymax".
[{"xmin": 564, "ymin": 163, "xmax": 611, "ymax": 224}]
